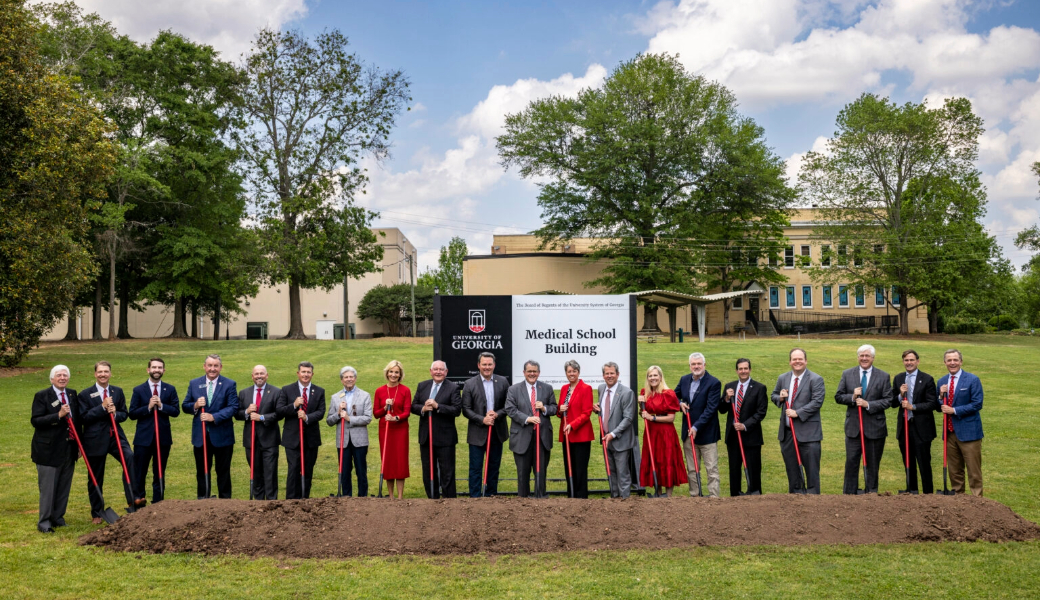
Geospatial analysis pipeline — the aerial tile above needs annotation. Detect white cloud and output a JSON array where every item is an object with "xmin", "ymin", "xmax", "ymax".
[
  {"xmin": 784, "ymin": 135, "xmax": 830, "ymax": 184},
  {"xmin": 72, "ymin": 0, "xmax": 307, "ymax": 60}
]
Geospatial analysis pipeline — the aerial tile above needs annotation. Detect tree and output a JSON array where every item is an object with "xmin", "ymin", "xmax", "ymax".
[
  {"xmin": 799, "ymin": 94, "xmax": 997, "ymax": 334},
  {"xmin": 418, "ymin": 236, "xmax": 467, "ymax": 294},
  {"xmin": 235, "ymin": 28, "xmax": 409, "ymax": 338},
  {"xmin": 356, "ymin": 283, "xmax": 433, "ymax": 336},
  {"xmin": 497, "ymin": 53, "xmax": 792, "ymax": 328},
  {"xmin": 0, "ymin": 0, "xmax": 115, "ymax": 365}
]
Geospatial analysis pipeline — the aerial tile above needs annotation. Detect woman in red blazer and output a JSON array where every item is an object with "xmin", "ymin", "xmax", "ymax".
[
  {"xmin": 373, "ymin": 360, "xmax": 410, "ymax": 499},
  {"xmin": 557, "ymin": 360, "xmax": 594, "ymax": 498}
]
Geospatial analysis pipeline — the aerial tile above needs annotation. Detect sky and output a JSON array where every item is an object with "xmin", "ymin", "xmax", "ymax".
[{"xmin": 70, "ymin": 0, "xmax": 1040, "ymax": 271}]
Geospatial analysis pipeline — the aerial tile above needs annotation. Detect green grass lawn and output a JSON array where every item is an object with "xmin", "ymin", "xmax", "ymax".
[{"xmin": 2, "ymin": 335, "xmax": 1039, "ymax": 598}]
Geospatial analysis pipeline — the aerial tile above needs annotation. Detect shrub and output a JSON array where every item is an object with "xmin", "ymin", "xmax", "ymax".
[
  {"xmin": 987, "ymin": 314, "xmax": 1019, "ymax": 331},
  {"xmin": 944, "ymin": 318, "xmax": 988, "ymax": 335}
]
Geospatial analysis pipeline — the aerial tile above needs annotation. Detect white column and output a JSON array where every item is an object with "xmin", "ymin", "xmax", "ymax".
[{"xmin": 695, "ymin": 304, "xmax": 706, "ymax": 343}]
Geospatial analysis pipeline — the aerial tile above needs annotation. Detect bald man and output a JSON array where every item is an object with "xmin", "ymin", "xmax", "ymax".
[
  {"xmin": 412, "ymin": 361, "xmax": 462, "ymax": 498},
  {"xmin": 235, "ymin": 365, "xmax": 284, "ymax": 499}
]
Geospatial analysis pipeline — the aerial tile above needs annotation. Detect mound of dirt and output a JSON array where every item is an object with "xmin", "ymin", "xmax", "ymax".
[{"xmin": 81, "ymin": 494, "xmax": 1040, "ymax": 558}]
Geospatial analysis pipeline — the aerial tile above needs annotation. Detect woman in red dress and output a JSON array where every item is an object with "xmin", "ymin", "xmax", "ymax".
[
  {"xmin": 639, "ymin": 365, "xmax": 688, "ymax": 496},
  {"xmin": 373, "ymin": 360, "xmax": 411, "ymax": 499},
  {"xmin": 557, "ymin": 360, "xmax": 594, "ymax": 498}
]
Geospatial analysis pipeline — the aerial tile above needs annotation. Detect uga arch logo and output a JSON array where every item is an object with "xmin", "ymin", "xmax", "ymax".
[{"xmin": 468, "ymin": 309, "xmax": 486, "ymax": 333}]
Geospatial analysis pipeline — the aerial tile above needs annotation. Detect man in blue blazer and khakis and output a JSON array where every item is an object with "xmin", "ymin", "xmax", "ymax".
[
  {"xmin": 678, "ymin": 352, "xmax": 722, "ymax": 497},
  {"xmin": 937, "ymin": 348, "xmax": 984, "ymax": 496},
  {"xmin": 128, "ymin": 357, "xmax": 179, "ymax": 504},
  {"xmin": 182, "ymin": 354, "xmax": 238, "ymax": 499}
]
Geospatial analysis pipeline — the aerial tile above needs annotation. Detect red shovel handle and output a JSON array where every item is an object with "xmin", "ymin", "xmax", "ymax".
[
  {"xmin": 597, "ymin": 412, "xmax": 611, "ymax": 477},
  {"xmin": 201, "ymin": 408, "xmax": 209, "ymax": 474},
  {"xmin": 66, "ymin": 416, "xmax": 101, "ymax": 488},
  {"xmin": 338, "ymin": 418, "xmax": 345, "ymax": 475},
  {"xmin": 109, "ymin": 412, "xmax": 132, "ymax": 484},
  {"xmin": 857, "ymin": 404, "xmax": 867, "ymax": 466},
  {"xmin": 683, "ymin": 408, "xmax": 700, "ymax": 471},
  {"xmin": 250, "ymin": 420, "xmax": 256, "ymax": 480},
  {"xmin": 786, "ymin": 398, "xmax": 804, "ymax": 466},
  {"xmin": 903, "ymin": 394, "xmax": 910, "ymax": 469},
  {"xmin": 153, "ymin": 409, "xmax": 163, "ymax": 478},
  {"xmin": 299, "ymin": 418, "xmax": 305, "ymax": 476}
]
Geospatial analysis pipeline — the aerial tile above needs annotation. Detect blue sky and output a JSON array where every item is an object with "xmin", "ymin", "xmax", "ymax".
[{"xmin": 76, "ymin": 0, "xmax": 1040, "ymax": 270}]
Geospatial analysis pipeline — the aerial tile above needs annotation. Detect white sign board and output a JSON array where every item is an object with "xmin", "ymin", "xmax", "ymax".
[{"xmin": 511, "ymin": 295, "xmax": 632, "ymax": 389}]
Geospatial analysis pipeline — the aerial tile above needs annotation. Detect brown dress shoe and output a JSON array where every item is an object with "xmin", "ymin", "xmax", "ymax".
[
  {"xmin": 92, "ymin": 517, "xmax": 104, "ymax": 525},
  {"xmin": 134, "ymin": 498, "xmax": 147, "ymax": 507}
]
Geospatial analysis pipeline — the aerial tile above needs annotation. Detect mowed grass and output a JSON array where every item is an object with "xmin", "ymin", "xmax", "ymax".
[{"xmin": 1, "ymin": 335, "xmax": 1039, "ymax": 599}]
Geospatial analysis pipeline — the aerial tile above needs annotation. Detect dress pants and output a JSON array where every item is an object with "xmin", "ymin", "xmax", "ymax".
[
  {"xmin": 86, "ymin": 441, "xmax": 137, "ymax": 515},
  {"xmin": 193, "ymin": 442, "xmax": 233, "ymax": 499},
  {"xmin": 285, "ymin": 445, "xmax": 318, "ymax": 499},
  {"xmin": 337, "ymin": 440, "xmax": 368, "ymax": 497},
  {"xmin": 468, "ymin": 440, "xmax": 504, "ymax": 497},
  {"xmin": 897, "ymin": 428, "xmax": 933, "ymax": 494},
  {"xmin": 562, "ymin": 441, "xmax": 591, "ymax": 498},
  {"xmin": 780, "ymin": 436, "xmax": 821, "ymax": 494},
  {"xmin": 725, "ymin": 440, "xmax": 762, "ymax": 496},
  {"xmin": 246, "ymin": 443, "xmax": 280, "ymax": 500},
  {"xmin": 947, "ymin": 430, "xmax": 983, "ymax": 496},
  {"xmin": 37, "ymin": 451, "xmax": 76, "ymax": 530},
  {"xmin": 420, "ymin": 444, "xmax": 456, "ymax": 498},
  {"xmin": 683, "ymin": 438, "xmax": 721, "ymax": 497},
  {"xmin": 607, "ymin": 447, "xmax": 633, "ymax": 498},
  {"xmin": 134, "ymin": 444, "xmax": 171, "ymax": 502},
  {"xmin": 514, "ymin": 441, "xmax": 551, "ymax": 498},
  {"xmin": 843, "ymin": 435, "xmax": 885, "ymax": 494}
]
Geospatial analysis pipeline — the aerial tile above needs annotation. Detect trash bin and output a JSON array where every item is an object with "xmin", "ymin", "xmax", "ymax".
[
  {"xmin": 678, "ymin": 327, "xmax": 685, "ymax": 343},
  {"xmin": 333, "ymin": 323, "xmax": 345, "ymax": 340}
]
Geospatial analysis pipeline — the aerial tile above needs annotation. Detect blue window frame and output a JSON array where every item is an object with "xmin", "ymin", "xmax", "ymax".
[
  {"xmin": 822, "ymin": 286, "xmax": 833, "ymax": 307},
  {"xmin": 855, "ymin": 285, "xmax": 865, "ymax": 307},
  {"xmin": 875, "ymin": 286, "xmax": 885, "ymax": 307},
  {"xmin": 891, "ymin": 286, "xmax": 900, "ymax": 306},
  {"xmin": 802, "ymin": 285, "xmax": 812, "ymax": 308},
  {"xmin": 839, "ymin": 285, "xmax": 849, "ymax": 307},
  {"xmin": 769, "ymin": 286, "xmax": 779, "ymax": 308},
  {"xmin": 785, "ymin": 286, "xmax": 795, "ymax": 308}
]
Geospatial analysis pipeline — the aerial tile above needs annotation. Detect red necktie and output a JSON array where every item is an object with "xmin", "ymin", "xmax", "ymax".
[
  {"xmin": 302, "ymin": 386, "xmax": 308, "ymax": 413},
  {"xmin": 788, "ymin": 377, "xmax": 799, "ymax": 426},
  {"xmin": 256, "ymin": 387, "xmax": 262, "ymax": 407},
  {"xmin": 529, "ymin": 385, "xmax": 537, "ymax": 415},
  {"xmin": 153, "ymin": 384, "xmax": 159, "ymax": 397},
  {"xmin": 735, "ymin": 383, "xmax": 745, "ymax": 418},
  {"xmin": 946, "ymin": 374, "xmax": 956, "ymax": 432},
  {"xmin": 602, "ymin": 389, "xmax": 611, "ymax": 427}
]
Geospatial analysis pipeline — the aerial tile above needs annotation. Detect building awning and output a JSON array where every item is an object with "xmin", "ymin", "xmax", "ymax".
[{"xmin": 631, "ymin": 288, "xmax": 761, "ymax": 307}]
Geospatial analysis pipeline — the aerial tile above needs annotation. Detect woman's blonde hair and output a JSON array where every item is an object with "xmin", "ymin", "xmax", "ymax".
[
  {"xmin": 383, "ymin": 360, "xmax": 404, "ymax": 382},
  {"xmin": 643, "ymin": 365, "xmax": 669, "ymax": 395}
]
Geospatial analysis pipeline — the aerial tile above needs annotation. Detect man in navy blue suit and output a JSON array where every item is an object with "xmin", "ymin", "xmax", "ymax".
[
  {"xmin": 129, "ymin": 357, "xmax": 179, "ymax": 503},
  {"xmin": 76, "ymin": 361, "xmax": 138, "ymax": 521},
  {"xmin": 937, "ymin": 349, "xmax": 984, "ymax": 496},
  {"xmin": 677, "ymin": 352, "xmax": 722, "ymax": 497},
  {"xmin": 182, "ymin": 354, "xmax": 238, "ymax": 499}
]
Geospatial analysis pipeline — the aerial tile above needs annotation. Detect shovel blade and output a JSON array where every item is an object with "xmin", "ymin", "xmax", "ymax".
[{"xmin": 101, "ymin": 507, "xmax": 120, "ymax": 524}]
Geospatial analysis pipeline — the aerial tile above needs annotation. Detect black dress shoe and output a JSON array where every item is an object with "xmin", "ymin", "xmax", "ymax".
[
  {"xmin": 898, "ymin": 489, "xmax": 919, "ymax": 495},
  {"xmin": 38, "ymin": 526, "xmax": 54, "ymax": 534},
  {"xmin": 53, "ymin": 519, "xmax": 67, "ymax": 527}
]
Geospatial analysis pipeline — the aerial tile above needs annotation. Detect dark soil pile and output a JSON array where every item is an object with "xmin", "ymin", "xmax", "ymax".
[{"xmin": 81, "ymin": 494, "xmax": 1040, "ymax": 558}]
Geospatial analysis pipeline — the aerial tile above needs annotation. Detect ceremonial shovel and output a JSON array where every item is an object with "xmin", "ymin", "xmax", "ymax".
[
  {"xmin": 682, "ymin": 408, "xmax": 703, "ymax": 497},
  {"xmin": 66, "ymin": 416, "xmax": 120, "ymax": 524},
  {"xmin": 332, "ymin": 416, "xmax": 345, "ymax": 498},
  {"xmin": 900, "ymin": 393, "xmax": 916, "ymax": 495},
  {"xmin": 785, "ymin": 397, "xmax": 809, "ymax": 494},
  {"xmin": 108, "ymin": 412, "xmax": 136, "ymax": 513},
  {"xmin": 250, "ymin": 418, "xmax": 256, "ymax": 500},
  {"xmin": 734, "ymin": 422, "xmax": 759, "ymax": 496},
  {"xmin": 596, "ymin": 410, "xmax": 612, "ymax": 482},
  {"xmin": 940, "ymin": 392, "xmax": 956, "ymax": 495},
  {"xmin": 200, "ymin": 406, "xmax": 214, "ymax": 499},
  {"xmin": 153, "ymin": 409, "xmax": 165, "ymax": 498},
  {"xmin": 481, "ymin": 425, "xmax": 492, "ymax": 497},
  {"xmin": 855, "ymin": 402, "xmax": 869, "ymax": 494},
  {"xmin": 641, "ymin": 401, "xmax": 664, "ymax": 498}
]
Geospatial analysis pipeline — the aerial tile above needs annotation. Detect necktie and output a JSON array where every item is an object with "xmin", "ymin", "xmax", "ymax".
[
  {"xmin": 788, "ymin": 376, "xmax": 799, "ymax": 426},
  {"xmin": 735, "ymin": 383, "xmax": 744, "ymax": 419},
  {"xmin": 602, "ymin": 389, "xmax": 611, "ymax": 426},
  {"xmin": 207, "ymin": 380, "xmax": 214, "ymax": 406},
  {"xmin": 61, "ymin": 392, "xmax": 74, "ymax": 439},
  {"xmin": 255, "ymin": 387, "xmax": 262, "ymax": 408},
  {"xmin": 861, "ymin": 371, "xmax": 868, "ymax": 398},
  {"xmin": 431, "ymin": 383, "xmax": 440, "ymax": 401},
  {"xmin": 946, "ymin": 374, "xmax": 956, "ymax": 432},
  {"xmin": 907, "ymin": 374, "xmax": 914, "ymax": 420},
  {"xmin": 153, "ymin": 383, "xmax": 159, "ymax": 398},
  {"xmin": 530, "ymin": 384, "xmax": 537, "ymax": 415},
  {"xmin": 103, "ymin": 388, "xmax": 108, "ymax": 400},
  {"xmin": 302, "ymin": 386, "xmax": 309, "ymax": 412}
]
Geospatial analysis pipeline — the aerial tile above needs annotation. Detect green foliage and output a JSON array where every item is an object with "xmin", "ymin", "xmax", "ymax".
[
  {"xmin": 355, "ymin": 283, "xmax": 433, "ymax": 336},
  {"xmin": 418, "ymin": 236, "xmax": 467, "ymax": 295},
  {"xmin": 943, "ymin": 317, "xmax": 989, "ymax": 335},
  {"xmin": 988, "ymin": 314, "xmax": 1020, "ymax": 331},
  {"xmin": 0, "ymin": 0, "xmax": 115, "ymax": 365}
]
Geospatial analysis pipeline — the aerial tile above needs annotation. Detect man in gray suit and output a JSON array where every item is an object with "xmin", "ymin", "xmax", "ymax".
[
  {"xmin": 327, "ymin": 366, "xmax": 373, "ymax": 497},
  {"xmin": 592, "ymin": 362, "xmax": 636, "ymax": 498},
  {"xmin": 505, "ymin": 360, "xmax": 557, "ymax": 498},
  {"xmin": 461, "ymin": 352, "xmax": 510, "ymax": 497},
  {"xmin": 771, "ymin": 348, "xmax": 826, "ymax": 494},
  {"xmin": 835, "ymin": 344, "xmax": 892, "ymax": 494}
]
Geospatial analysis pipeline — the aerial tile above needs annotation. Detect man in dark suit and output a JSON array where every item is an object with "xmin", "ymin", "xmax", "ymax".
[
  {"xmin": 771, "ymin": 348, "xmax": 826, "ymax": 494},
  {"xmin": 235, "ymin": 364, "xmax": 283, "ymax": 500},
  {"xmin": 505, "ymin": 360, "xmax": 558, "ymax": 498},
  {"xmin": 677, "ymin": 352, "xmax": 722, "ymax": 497},
  {"xmin": 413, "ymin": 360, "xmax": 463, "ymax": 498},
  {"xmin": 460, "ymin": 352, "xmax": 509, "ymax": 497},
  {"xmin": 892, "ymin": 349, "xmax": 938, "ymax": 494},
  {"xmin": 835, "ymin": 344, "xmax": 892, "ymax": 494},
  {"xmin": 182, "ymin": 354, "xmax": 238, "ymax": 499},
  {"xmin": 76, "ymin": 361, "xmax": 138, "ymax": 522},
  {"xmin": 937, "ymin": 348, "xmax": 985, "ymax": 496},
  {"xmin": 719, "ymin": 358, "xmax": 769, "ymax": 496},
  {"xmin": 31, "ymin": 365, "xmax": 79, "ymax": 533},
  {"xmin": 277, "ymin": 361, "xmax": 324, "ymax": 499},
  {"xmin": 128, "ymin": 357, "xmax": 179, "ymax": 504}
]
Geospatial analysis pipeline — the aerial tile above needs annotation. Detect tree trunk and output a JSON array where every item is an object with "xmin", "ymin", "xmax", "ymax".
[
  {"xmin": 190, "ymin": 300, "xmax": 198, "ymax": 338},
  {"xmin": 63, "ymin": 307, "xmax": 79, "ymax": 341},
  {"xmin": 928, "ymin": 304, "xmax": 939, "ymax": 334},
  {"xmin": 284, "ymin": 278, "xmax": 307, "ymax": 339},
  {"xmin": 170, "ymin": 297, "xmax": 188, "ymax": 337},
  {"xmin": 213, "ymin": 301, "xmax": 221, "ymax": 340},
  {"xmin": 638, "ymin": 303, "xmax": 662, "ymax": 333},
  {"xmin": 117, "ymin": 278, "xmax": 132, "ymax": 339},
  {"xmin": 898, "ymin": 303, "xmax": 909, "ymax": 335},
  {"xmin": 92, "ymin": 281, "xmax": 103, "ymax": 340},
  {"xmin": 108, "ymin": 238, "xmax": 117, "ymax": 340},
  {"xmin": 722, "ymin": 300, "xmax": 730, "ymax": 334}
]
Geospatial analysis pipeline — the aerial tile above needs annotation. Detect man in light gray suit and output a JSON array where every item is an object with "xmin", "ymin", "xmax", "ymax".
[
  {"xmin": 505, "ymin": 360, "xmax": 557, "ymax": 498},
  {"xmin": 835, "ymin": 344, "xmax": 892, "ymax": 494},
  {"xmin": 771, "ymin": 348, "xmax": 826, "ymax": 494},
  {"xmin": 461, "ymin": 352, "xmax": 510, "ymax": 497},
  {"xmin": 326, "ymin": 366, "xmax": 373, "ymax": 497},
  {"xmin": 592, "ymin": 362, "xmax": 636, "ymax": 498}
]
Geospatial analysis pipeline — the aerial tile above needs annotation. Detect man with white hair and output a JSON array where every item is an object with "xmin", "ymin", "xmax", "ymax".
[
  {"xmin": 677, "ymin": 352, "xmax": 722, "ymax": 497},
  {"xmin": 327, "ymin": 366, "xmax": 373, "ymax": 497},
  {"xmin": 411, "ymin": 360, "xmax": 462, "ymax": 498},
  {"xmin": 30, "ymin": 365, "xmax": 79, "ymax": 532},
  {"xmin": 835, "ymin": 344, "xmax": 892, "ymax": 494},
  {"xmin": 235, "ymin": 365, "xmax": 284, "ymax": 499}
]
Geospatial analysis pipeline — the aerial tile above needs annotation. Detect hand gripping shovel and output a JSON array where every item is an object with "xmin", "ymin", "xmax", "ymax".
[
  {"xmin": 108, "ymin": 413, "xmax": 136, "ymax": 513},
  {"xmin": 682, "ymin": 408, "xmax": 703, "ymax": 497},
  {"xmin": 856, "ymin": 404, "xmax": 869, "ymax": 494},
  {"xmin": 67, "ymin": 416, "xmax": 119, "ymax": 524},
  {"xmin": 785, "ymin": 398, "xmax": 809, "ymax": 494},
  {"xmin": 735, "ymin": 420, "xmax": 759, "ymax": 495},
  {"xmin": 201, "ymin": 408, "xmax": 214, "ymax": 499},
  {"xmin": 940, "ymin": 392, "xmax": 956, "ymax": 495}
]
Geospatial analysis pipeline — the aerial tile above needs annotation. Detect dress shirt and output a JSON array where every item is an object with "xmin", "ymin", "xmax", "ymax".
[
  {"xmin": 904, "ymin": 369, "xmax": 917, "ymax": 417},
  {"xmin": 341, "ymin": 387, "xmax": 356, "ymax": 415},
  {"xmin": 688, "ymin": 373, "xmax": 702, "ymax": 401},
  {"xmin": 860, "ymin": 367, "xmax": 873, "ymax": 391},
  {"xmin": 297, "ymin": 382, "xmax": 310, "ymax": 421},
  {"xmin": 254, "ymin": 385, "xmax": 267, "ymax": 421},
  {"xmin": 603, "ymin": 382, "xmax": 619, "ymax": 435},
  {"xmin": 482, "ymin": 376, "xmax": 495, "ymax": 414},
  {"xmin": 526, "ymin": 381, "xmax": 540, "ymax": 412}
]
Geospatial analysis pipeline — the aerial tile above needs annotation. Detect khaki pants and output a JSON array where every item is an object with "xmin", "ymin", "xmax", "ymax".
[
  {"xmin": 683, "ymin": 437, "xmax": 720, "ymax": 497},
  {"xmin": 947, "ymin": 429, "xmax": 983, "ymax": 496}
]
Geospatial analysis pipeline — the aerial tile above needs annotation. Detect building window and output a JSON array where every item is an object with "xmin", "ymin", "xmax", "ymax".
[
  {"xmin": 839, "ymin": 285, "xmax": 849, "ymax": 307},
  {"xmin": 732, "ymin": 295, "xmax": 743, "ymax": 309},
  {"xmin": 855, "ymin": 285, "xmax": 865, "ymax": 307},
  {"xmin": 800, "ymin": 245, "xmax": 811, "ymax": 267},
  {"xmin": 823, "ymin": 285, "xmax": 833, "ymax": 307},
  {"xmin": 801, "ymin": 285, "xmax": 812, "ymax": 308},
  {"xmin": 891, "ymin": 286, "xmax": 900, "ymax": 307},
  {"xmin": 784, "ymin": 246, "xmax": 795, "ymax": 268},
  {"xmin": 785, "ymin": 286, "xmax": 796, "ymax": 308},
  {"xmin": 837, "ymin": 245, "xmax": 848, "ymax": 267},
  {"xmin": 768, "ymin": 253, "xmax": 778, "ymax": 267},
  {"xmin": 875, "ymin": 286, "xmax": 886, "ymax": 307},
  {"xmin": 854, "ymin": 246, "xmax": 864, "ymax": 268},
  {"xmin": 821, "ymin": 245, "xmax": 831, "ymax": 267},
  {"xmin": 769, "ymin": 286, "xmax": 779, "ymax": 308}
]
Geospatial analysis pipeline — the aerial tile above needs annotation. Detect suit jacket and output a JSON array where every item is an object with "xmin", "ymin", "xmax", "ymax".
[
  {"xmin": 277, "ymin": 382, "xmax": 325, "ymax": 449},
  {"xmin": 235, "ymin": 385, "xmax": 283, "ymax": 449},
  {"xmin": 504, "ymin": 380, "xmax": 558, "ymax": 454},
  {"xmin": 461, "ymin": 374, "xmax": 510, "ymax": 445},
  {"xmin": 771, "ymin": 370, "xmax": 826, "ymax": 443},
  {"xmin": 128, "ymin": 380, "xmax": 180, "ymax": 446},
  {"xmin": 412, "ymin": 379, "xmax": 462, "ymax": 447},
  {"xmin": 557, "ymin": 380, "xmax": 594, "ymax": 443},
  {"xmin": 936, "ymin": 370, "xmax": 984, "ymax": 442},
  {"xmin": 596, "ymin": 383, "xmax": 636, "ymax": 452},
  {"xmin": 326, "ymin": 387, "xmax": 373, "ymax": 447},
  {"xmin": 182, "ymin": 375, "xmax": 239, "ymax": 448},
  {"xmin": 719, "ymin": 378, "xmax": 768, "ymax": 446},
  {"xmin": 677, "ymin": 371, "xmax": 722, "ymax": 444},
  {"xmin": 76, "ymin": 384, "xmax": 130, "ymax": 456},
  {"xmin": 835, "ymin": 366, "xmax": 892, "ymax": 439},
  {"xmin": 891, "ymin": 370, "xmax": 938, "ymax": 442},
  {"xmin": 30, "ymin": 387, "xmax": 80, "ymax": 467}
]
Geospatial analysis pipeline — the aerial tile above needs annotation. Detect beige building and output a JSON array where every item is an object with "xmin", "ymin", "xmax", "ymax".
[
  {"xmin": 463, "ymin": 209, "xmax": 928, "ymax": 336},
  {"xmin": 45, "ymin": 228, "xmax": 417, "ymax": 341}
]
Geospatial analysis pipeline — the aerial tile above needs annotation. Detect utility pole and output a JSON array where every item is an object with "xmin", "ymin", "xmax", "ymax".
[
  {"xmin": 343, "ymin": 275, "xmax": 349, "ymax": 339},
  {"xmin": 408, "ymin": 254, "xmax": 416, "ymax": 337}
]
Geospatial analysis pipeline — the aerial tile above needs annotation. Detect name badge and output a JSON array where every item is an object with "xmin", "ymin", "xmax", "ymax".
[
  {"xmin": 90, "ymin": 391, "xmax": 101, "ymax": 398},
  {"xmin": 198, "ymin": 384, "xmax": 207, "ymax": 389},
  {"xmin": 51, "ymin": 400, "xmax": 60, "ymax": 407}
]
